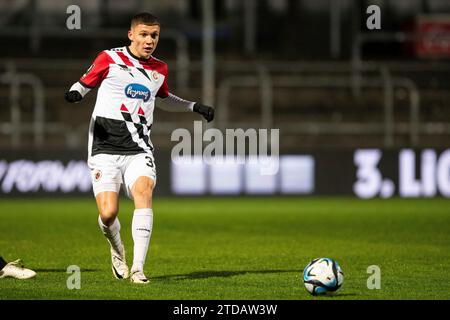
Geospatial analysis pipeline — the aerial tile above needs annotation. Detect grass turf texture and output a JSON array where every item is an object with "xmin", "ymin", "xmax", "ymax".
[{"xmin": 0, "ymin": 197, "xmax": 449, "ymax": 300}]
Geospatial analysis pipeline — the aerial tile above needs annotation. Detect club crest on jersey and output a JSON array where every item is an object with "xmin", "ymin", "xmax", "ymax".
[
  {"xmin": 124, "ymin": 83, "xmax": 151, "ymax": 102},
  {"xmin": 151, "ymin": 71, "xmax": 159, "ymax": 81}
]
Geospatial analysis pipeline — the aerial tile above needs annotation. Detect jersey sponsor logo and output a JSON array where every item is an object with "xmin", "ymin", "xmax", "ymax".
[{"xmin": 124, "ymin": 83, "xmax": 151, "ymax": 102}]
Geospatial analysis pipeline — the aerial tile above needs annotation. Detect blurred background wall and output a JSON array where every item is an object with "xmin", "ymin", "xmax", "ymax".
[{"xmin": 0, "ymin": 0, "xmax": 449, "ymax": 197}]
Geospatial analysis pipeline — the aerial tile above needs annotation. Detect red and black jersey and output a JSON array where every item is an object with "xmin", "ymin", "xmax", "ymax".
[{"xmin": 79, "ymin": 46, "xmax": 169, "ymax": 157}]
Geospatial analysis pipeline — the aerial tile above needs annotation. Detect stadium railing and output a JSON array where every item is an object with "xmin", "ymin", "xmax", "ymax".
[
  {"xmin": 1, "ymin": 59, "xmax": 450, "ymax": 149},
  {"xmin": 216, "ymin": 63, "xmax": 421, "ymax": 147},
  {"xmin": 0, "ymin": 62, "xmax": 46, "ymax": 148}
]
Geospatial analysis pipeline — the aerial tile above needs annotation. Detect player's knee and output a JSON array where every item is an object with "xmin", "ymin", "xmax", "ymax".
[
  {"xmin": 133, "ymin": 187, "xmax": 153, "ymax": 201},
  {"xmin": 99, "ymin": 206, "xmax": 119, "ymax": 226},
  {"xmin": 132, "ymin": 177, "xmax": 154, "ymax": 201},
  {"xmin": 100, "ymin": 212, "xmax": 118, "ymax": 226}
]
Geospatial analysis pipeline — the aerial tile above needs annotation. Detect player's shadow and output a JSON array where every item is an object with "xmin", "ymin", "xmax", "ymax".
[
  {"xmin": 32, "ymin": 268, "xmax": 100, "ymax": 272},
  {"xmin": 152, "ymin": 269, "xmax": 301, "ymax": 281}
]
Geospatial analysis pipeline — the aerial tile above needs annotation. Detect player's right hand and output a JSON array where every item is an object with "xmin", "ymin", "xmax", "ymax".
[{"xmin": 64, "ymin": 91, "xmax": 82, "ymax": 103}]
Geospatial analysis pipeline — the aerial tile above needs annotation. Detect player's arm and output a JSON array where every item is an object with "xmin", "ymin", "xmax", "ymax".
[
  {"xmin": 64, "ymin": 51, "xmax": 112, "ymax": 103},
  {"xmin": 154, "ymin": 63, "xmax": 214, "ymax": 122},
  {"xmin": 155, "ymin": 93, "xmax": 215, "ymax": 122}
]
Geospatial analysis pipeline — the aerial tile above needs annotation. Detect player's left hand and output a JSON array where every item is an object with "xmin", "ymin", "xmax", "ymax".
[
  {"xmin": 193, "ymin": 103, "xmax": 214, "ymax": 122},
  {"xmin": 64, "ymin": 91, "xmax": 82, "ymax": 103}
]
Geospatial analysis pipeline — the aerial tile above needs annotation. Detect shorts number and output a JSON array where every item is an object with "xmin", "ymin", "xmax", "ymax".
[{"xmin": 145, "ymin": 156, "xmax": 154, "ymax": 168}]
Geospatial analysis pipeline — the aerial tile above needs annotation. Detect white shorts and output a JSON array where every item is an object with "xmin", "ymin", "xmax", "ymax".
[{"xmin": 87, "ymin": 153, "xmax": 157, "ymax": 199}]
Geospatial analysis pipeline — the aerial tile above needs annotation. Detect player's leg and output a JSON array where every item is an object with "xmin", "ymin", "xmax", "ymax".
[
  {"xmin": 123, "ymin": 153, "xmax": 156, "ymax": 284},
  {"xmin": 129, "ymin": 176, "xmax": 154, "ymax": 283},
  {"xmin": 96, "ymin": 191, "xmax": 122, "ymax": 253},
  {"xmin": 132, "ymin": 176, "xmax": 154, "ymax": 209},
  {"xmin": 95, "ymin": 191, "xmax": 129, "ymax": 279},
  {"xmin": 89, "ymin": 154, "xmax": 129, "ymax": 279},
  {"xmin": 131, "ymin": 176, "xmax": 154, "ymax": 280}
]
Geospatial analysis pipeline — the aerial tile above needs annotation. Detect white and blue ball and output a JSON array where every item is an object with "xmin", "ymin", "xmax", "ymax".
[{"xmin": 303, "ymin": 258, "xmax": 344, "ymax": 296}]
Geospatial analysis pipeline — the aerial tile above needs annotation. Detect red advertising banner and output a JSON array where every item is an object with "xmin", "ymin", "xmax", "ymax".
[{"xmin": 416, "ymin": 15, "xmax": 450, "ymax": 58}]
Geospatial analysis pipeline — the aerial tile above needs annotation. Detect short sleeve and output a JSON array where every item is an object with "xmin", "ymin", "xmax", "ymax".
[{"xmin": 79, "ymin": 51, "xmax": 113, "ymax": 88}]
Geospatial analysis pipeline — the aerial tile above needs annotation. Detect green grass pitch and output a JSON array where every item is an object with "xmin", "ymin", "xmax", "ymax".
[{"xmin": 0, "ymin": 197, "xmax": 449, "ymax": 300}]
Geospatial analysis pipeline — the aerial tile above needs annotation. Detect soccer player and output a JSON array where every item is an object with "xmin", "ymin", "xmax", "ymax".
[
  {"xmin": 0, "ymin": 256, "xmax": 36, "ymax": 279},
  {"xmin": 64, "ymin": 12, "xmax": 214, "ymax": 284}
]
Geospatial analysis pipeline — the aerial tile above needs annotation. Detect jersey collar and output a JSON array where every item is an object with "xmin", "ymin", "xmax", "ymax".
[{"xmin": 126, "ymin": 46, "xmax": 152, "ymax": 63}]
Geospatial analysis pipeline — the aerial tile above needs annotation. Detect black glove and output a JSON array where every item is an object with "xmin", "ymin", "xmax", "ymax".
[
  {"xmin": 193, "ymin": 102, "xmax": 214, "ymax": 122},
  {"xmin": 64, "ymin": 91, "xmax": 82, "ymax": 103}
]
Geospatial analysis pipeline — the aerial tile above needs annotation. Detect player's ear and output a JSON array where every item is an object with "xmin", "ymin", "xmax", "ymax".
[{"xmin": 128, "ymin": 29, "xmax": 133, "ymax": 42}]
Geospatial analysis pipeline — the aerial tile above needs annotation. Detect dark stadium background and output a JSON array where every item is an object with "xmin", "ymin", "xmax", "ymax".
[
  {"xmin": 1, "ymin": 0, "xmax": 449, "ymax": 198},
  {"xmin": 0, "ymin": 0, "xmax": 449, "ymax": 302}
]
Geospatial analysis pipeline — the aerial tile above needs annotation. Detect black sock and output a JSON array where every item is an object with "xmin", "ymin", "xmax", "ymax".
[{"xmin": 0, "ymin": 256, "xmax": 7, "ymax": 270}]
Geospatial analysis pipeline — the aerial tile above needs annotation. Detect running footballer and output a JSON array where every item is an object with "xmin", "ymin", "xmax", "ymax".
[{"xmin": 65, "ymin": 12, "xmax": 214, "ymax": 283}]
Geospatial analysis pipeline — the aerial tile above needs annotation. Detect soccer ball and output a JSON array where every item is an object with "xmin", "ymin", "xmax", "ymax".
[{"xmin": 303, "ymin": 258, "xmax": 344, "ymax": 296}]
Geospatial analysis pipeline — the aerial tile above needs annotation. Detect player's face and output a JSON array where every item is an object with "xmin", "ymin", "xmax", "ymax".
[{"xmin": 128, "ymin": 24, "xmax": 160, "ymax": 59}]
